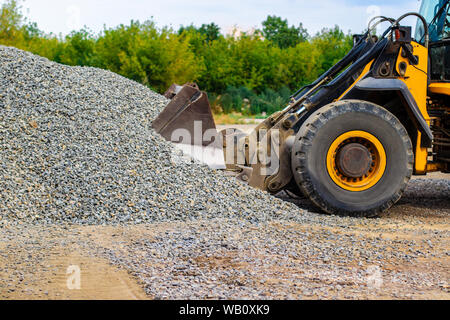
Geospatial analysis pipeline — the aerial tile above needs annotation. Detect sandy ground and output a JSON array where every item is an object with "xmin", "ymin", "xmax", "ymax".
[{"xmin": 0, "ymin": 176, "xmax": 448, "ymax": 300}]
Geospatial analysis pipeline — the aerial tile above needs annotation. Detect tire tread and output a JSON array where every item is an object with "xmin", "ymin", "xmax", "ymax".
[{"xmin": 293, "ymin": 100, "xmax": 414, "ymax": 217}]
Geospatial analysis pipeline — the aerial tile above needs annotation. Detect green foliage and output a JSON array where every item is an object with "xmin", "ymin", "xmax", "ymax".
[
  {"xmin": 92, "ymin": 21, "xmax": 204, "ymax": 92},
  {"xmin": 178, "ymin": 22, "xmax": 220, "ymax": 43},
  {"xmin": 198, "ymin": 23, "xmax": 221, "ymax": 42},
  {"xmin": 312, "ymin": 25, "xmax": 353, "ymax": 73},
  {"xmin": 261, "ymin": 15, "xmax": 309, "ymax": 48},
  {"xmin": 0, "ymin": 0, "xmax": 64, "ymax": 60},
  {"xmin": 59, "ymin": 29, "xmax": 96, "ymax": 66},
  {"xmin": 0, "ymin": 0, "xmax": 23, "ymax": 46},
  {"xmin": 210, "ymin": 85, "xmax": 291, "ymax": 116},
  {"xmin": 0, "ymin": 0, "xmax": 354, "ymax": 116}
]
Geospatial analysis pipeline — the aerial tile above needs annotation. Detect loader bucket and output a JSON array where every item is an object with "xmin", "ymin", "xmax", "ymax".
[{"xmin": 153, "ymin": 83, "xmax": 218, "ymax": 147}]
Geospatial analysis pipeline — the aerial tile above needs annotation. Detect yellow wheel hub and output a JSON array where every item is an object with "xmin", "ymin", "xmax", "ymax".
[{"xmin": 326, "ymin": 131, "xmax": 386, "ymax": 192}]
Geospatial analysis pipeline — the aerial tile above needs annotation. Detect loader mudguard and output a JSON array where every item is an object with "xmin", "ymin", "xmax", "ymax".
[{"xmin": 346, "ymin": 77, "xmax": 433, "ymax": 147}]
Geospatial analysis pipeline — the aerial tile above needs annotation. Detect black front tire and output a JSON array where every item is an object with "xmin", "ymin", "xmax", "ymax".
[{"xmin": 291, "ymin": 100, "xmax": 414, "ymax": 217}]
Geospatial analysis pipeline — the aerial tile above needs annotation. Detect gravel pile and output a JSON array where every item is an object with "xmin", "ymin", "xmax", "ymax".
[{"xmin": 0, "ymin": 45, "xmax": 302, "ymax": 225}]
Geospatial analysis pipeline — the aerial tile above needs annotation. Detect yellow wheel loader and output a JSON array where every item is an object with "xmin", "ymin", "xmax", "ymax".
[{"xmin": 154, "ymin": 0, "xmax": 450, "ymax": 217}]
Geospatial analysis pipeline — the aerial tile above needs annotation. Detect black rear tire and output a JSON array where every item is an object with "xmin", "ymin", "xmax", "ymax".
[{"xmin": 291, "ymin": 100, "xmax": 414, "ymax": 217}]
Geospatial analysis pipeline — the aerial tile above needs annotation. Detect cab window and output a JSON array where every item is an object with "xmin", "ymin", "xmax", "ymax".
[
  {"xmin": 429, "ymin": 42, "xmax": 449, "ymax": 81},
  {"xmin": 443, "ymin": 6, "xmax": 450, "ymax": 38},
  {"xmin": 429, "ymin": 2, "xmax": 450, "ymax": 81},
  {"xmin": 416, "ymin": 0, "xmax": 450, "ymax": 42}
]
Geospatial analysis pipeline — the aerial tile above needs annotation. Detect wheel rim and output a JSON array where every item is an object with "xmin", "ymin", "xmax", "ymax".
[{"xmin": 326, "ymin": 131, "xmax": 386, "ymax": 191}]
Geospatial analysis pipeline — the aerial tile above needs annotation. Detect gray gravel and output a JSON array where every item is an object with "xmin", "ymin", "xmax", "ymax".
[
  {"xmin": 0, "ymin": 45, "xmax": 303, "ymax": 226},
  {"xmin": 0, "ymin": 46, "xmax": 448, "ymax": 300}
]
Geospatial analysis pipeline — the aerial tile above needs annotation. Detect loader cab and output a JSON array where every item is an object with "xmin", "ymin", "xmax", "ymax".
[{"xmin": 416, "ymin": 0, "xmax": 450, "ymax": 82}]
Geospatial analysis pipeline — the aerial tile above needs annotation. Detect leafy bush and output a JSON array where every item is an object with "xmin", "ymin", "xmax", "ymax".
[{"xmin": 0, "ymin": 0, "xmax": 353, "ymax": 116}]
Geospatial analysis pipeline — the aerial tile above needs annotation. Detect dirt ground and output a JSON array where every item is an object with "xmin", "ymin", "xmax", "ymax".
[
  {"xmin": 0, "ymin": 174, "xmax": 448, "ymax": 300},
  {"xmin": 0, "ymin": 123, "xmax": 448, "ymax": 300}
]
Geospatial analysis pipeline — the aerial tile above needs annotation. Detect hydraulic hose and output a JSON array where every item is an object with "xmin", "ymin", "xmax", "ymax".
[
  {"xmin": 394, "ymin": 12, "xmax": 429, "ymax": 48},
  {"xmin": 368, "ymin": 16, "xmax": 395, "ymax": 43},
  {"xmin": 368, "ymin": 16, "xmax": 395, "ymax": 32}
]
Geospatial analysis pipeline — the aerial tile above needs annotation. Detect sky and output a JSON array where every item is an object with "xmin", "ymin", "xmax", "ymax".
[{"xmin": 3, "ymin": 0, "xmax": 422, "ymax": 36}]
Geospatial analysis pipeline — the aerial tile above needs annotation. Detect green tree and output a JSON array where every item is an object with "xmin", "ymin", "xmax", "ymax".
[
  {"xmin": 198, "ymin": 23, "xmax": 220, "ymax": 42},
  {"xmin": 261, "ymin": 15, "xmax": 308, "ymax": 49},
  {"xmin": 0, "ymin": 0, "xmax": 24, "ymax": 45},
  {"xmin": 94, "ymin": 21, "xmax": 204, "ymax": 92},
  {"xmin": 59, "ymin": 29, "xmax": 96, "ymax": 66},
  {"xmin": 178, "ymin": 24, "xmax": 198, "ymax": 35},
  {"xmin": 313, "ymin": 25, "xmax": 353, "ymax": 74},
  {"xmin": 22, "ymin": 23, "xmax": 64, "ymax": 61},
  {"xmin": 178, "ymin": 23, "xmax": 221, "ymax": 44}
]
